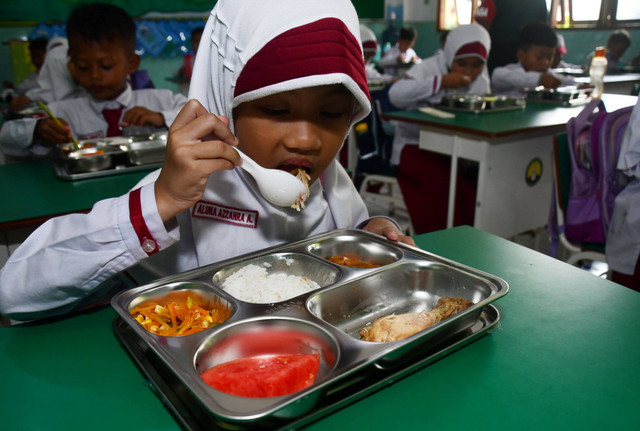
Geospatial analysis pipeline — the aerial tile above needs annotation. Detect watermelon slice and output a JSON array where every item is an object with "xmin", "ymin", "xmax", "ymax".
[{"xmin": 200, "ymin": 352, "xmax": 320, "ymax": 397}]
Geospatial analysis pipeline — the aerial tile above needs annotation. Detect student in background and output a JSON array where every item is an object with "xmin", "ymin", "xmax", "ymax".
[
  {"xmin": 606, "ymin": 96, "xmax": 640, "ymax": 292},
  {"xmin": 0, "ymin": 0, "xmax": 413, "ymax": 321},
  {"xmin": 0, "ymin": 3, "xmax": 186, "ymax": 159},
  {"xmin": 388, "ymin": 23, "xmax": 491, "ymax": 234},
  {"xmin": 359, "ymin": 24, "xmax": 396, "ymax": 84},
  {"xmin": 378, "ymin": 26, "xmax": 420, "ymax": 76},
  {"xmin": 389, "ymin": 23, "xmax": 491, "ymax": 165},
  {"xmin": 2, "ymin": 37, "xmax": 48, "ymax": 96},
  {"xmin": 9, "ymin": 37, "xmax": 84, "ymax": 114},
  {"xmin": 176, "ymin": 26, "xmax": 204, "ymax": 81},
  {"xmin": 491, "ymin": 22, "xmax": 575, "ymax": 97},
  {"xmin": 587, "ymin": 29, "xmax": 632, "ymax": 73}
]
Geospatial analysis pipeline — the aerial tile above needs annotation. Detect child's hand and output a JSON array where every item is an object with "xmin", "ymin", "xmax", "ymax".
[
  {"xmin": 362, "ymin": 217, "xmax": 416, "ymax": 247},
  {"xmin": 441, "ymin": 72, "xmax": 472, "ymax": 89},
  {"xmin": 33, "ymin": 117, "xmax": 73, "ymax": 147},
  {"xmin": 539, "ymin": 73, "xmax": 562, "ymax": 89},
  {"xmin": 154, "ymin": 99, "xmax": 241, "ymax": 222},
  {"xmin": 122, "ymin": 106, "xmax": 165, "ymax": 127}
]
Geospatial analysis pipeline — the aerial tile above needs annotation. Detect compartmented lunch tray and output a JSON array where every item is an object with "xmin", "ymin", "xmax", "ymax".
[
  {"xmin": 53, "ymin": 132, "xmax": 166, "ymax": 180},
  {"xmin": 525, "ymin": 86, "xmax": 593, "ymax": 106},
  {"xmin": 437, "ymin": 94, "xmax": 526, "ymax": 114},
  {"xmin": 111, "ymin": 229, "xmax": 509, "ymax": 429},
  {"xmin": 113, "ymin": 305, "xmax": 500, "ymax": 430}
]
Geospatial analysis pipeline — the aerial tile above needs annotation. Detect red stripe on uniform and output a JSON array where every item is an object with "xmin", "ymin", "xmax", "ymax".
[
  {"xmin": 433, "ymin": 76, "xmax": 439, "ymax": 94},
  {"xmin": 129, "ymin": 188, "xmax": 159, "ymax": 256}
]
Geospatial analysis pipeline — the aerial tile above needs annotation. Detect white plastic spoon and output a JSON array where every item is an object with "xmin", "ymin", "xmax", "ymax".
[{"xmin": 234, "ymin": 148, "xmax": 307, "ymax": 207}]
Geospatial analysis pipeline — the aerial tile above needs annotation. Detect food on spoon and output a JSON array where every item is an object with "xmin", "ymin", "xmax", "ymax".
[
  {"xmin": 290, "ymin": 168, "xmax": 310, "ymax": 211},
  {"xmin": 359, "ymin": 297, "xmax": 473, "ymax": 342},
  {"xmin": 200, "ymin": 352, "xmax": 321, "ymax": 397},
  {"xmin": 130, "ymin": 291, "xmax": 232, "ymax": 336},
  {"xmin": 327, "ymin": 255, "xmax": 380, "ymax": 268}
]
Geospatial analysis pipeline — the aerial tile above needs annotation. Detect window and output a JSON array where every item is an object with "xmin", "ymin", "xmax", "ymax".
[
  {"xmin": 550, "ymin": 0, "xmax": 640, "ymax": 29},
  {"xmin": 438, "ymin": 0, "xmax": 639, "ymax": 30},
  {"xmin": 438, "ymin": 0, "xmax": 480, "ymax": 31}
]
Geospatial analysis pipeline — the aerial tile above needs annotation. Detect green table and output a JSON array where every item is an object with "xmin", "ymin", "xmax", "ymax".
[
  {"xmin": 382, "ymin": 94, "xmax": 638, "ymax": 238},
  {"xmin": 2, "ymin": 226, "xmax": 639, "ymax": 430},
  {"xmin": 0, "ymin": 160, "xmax": 155, "ymax": 230}
]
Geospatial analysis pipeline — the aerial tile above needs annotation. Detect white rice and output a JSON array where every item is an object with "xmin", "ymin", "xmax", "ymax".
[{"xmin": 221, "ymin": 263, "xmax": 321, "ymax": 303}]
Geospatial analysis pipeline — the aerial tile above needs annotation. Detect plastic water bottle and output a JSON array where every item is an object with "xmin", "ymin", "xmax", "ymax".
[{"xmin": 589, "ymin": 46, "xmax": 607, "ymax": 98}]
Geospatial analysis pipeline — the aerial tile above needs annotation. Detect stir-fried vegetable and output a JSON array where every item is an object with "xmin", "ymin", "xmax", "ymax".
[{"xmin": 130, "ymin": 296, "xmax": 232, "ymax": 336}]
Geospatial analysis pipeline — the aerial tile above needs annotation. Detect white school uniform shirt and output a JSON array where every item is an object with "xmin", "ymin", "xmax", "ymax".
[
  {"xmin": 0, "ymin": 0, "xmax": 383, "ymax": 321},
  {"xmin": 491, "ymin": 62, "xmax": 575, "ymax": 97},
  {"xmin": 387, "ymin": 23, "xmax": 491, "ymax": 165},
  {"xmin": 378, "ymin": 45, "xmax": 420, "ymax": 76},
  {"xmin": 606, "ymin": 96, "xmax": 640, "ymax": 274},
  {"xmin": 25, "ymin": 41, "xmax": 86, "ymax": 103},
  {"xmin": 365, "ymin": 64, "xmax": 396, "ymax": 84},
  {"xmin": 15, "ymin": 70, "xmax": 40, "ymax": 95},
  {"xmin": 0, "ymin": 85, "xmax": 187, "ymax": 158}
]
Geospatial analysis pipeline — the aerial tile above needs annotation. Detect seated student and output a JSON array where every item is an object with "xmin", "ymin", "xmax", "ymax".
[
  {"xmin": 2, "ymin": 37, "xmax": 48, "ymax": 96},
  {"xmin": 0, "ymin": 3, "xmax": 187, "ymax": 159},
  {"xmin": 378, "ymin": 26, "xmax": 420, "ymax": 76},
  {"xmin": 587, "ymin": 29, "xmax": 632, "ymax": 73},
  {"xmin": 388, "ymin": 23, "xmax": 491, "ymax": 234},
  {"xmin": 606, "ymin": 96, "xmax": 640, "ymax": 293},
  {"xmin": 359, "ymin": 24, "xmax": 396, "ymax": 84},
  {"xmin": 9, "ymin": 37, "xmax": 84, "ymax": 114},
  {"xmin": 491, "ymin": 22, "xmax": 575, "ymax": 97},
  {"xmin": 389, "ymin": 23, "xmax": 491, "ymax": 165},
  {"xmin": 175, "ymin": 26, "xmax": 204, "ymax": 81},
  {"xmin": 0, "ymin": 0, "xmax": 414, "ymax": 321}
]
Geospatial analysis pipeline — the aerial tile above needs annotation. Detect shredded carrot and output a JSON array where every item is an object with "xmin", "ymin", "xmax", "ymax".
[{"xmin": 130, "ymin": 295, "xmax": 232, "ymax": 336}]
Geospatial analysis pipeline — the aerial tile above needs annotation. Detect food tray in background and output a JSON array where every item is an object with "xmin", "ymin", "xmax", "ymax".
[
  {"xmin": 53, "ymin": 132, "xmax": 167, "ymax": 180},
  {"xmin": 437, "ymin": 94, "xmax": 526, "ymax": 114},
  {"xmin": 113, "ymin": 305, "xmax": 500, "ymax": 430},
  {"xmin": 525, "ymin": 86, "xmax": 593, "ymax": 106},
  {"xmin": 111, "ymin": 229, "xmax": 509, "ymax": 429}
]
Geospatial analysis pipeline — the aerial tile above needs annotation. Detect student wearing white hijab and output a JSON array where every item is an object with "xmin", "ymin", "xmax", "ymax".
[
  {"xmin": 388, "ymin": 23, "xmax": 491, "ymax": 166},
  {"xmin": 387, "ymin": 24, "xmax": 491, "ymax": 234},
  {"xmin": 0, "ymin": 0, "xmax": 414, "ymax": 321}
]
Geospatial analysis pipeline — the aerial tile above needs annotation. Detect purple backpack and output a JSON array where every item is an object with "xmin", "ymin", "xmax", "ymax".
[{"xmin": 564, "ymin": 98, "xmax": 632, "ymax": 244}]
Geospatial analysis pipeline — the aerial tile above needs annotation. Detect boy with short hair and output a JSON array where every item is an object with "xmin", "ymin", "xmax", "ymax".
[
  {"xmin": 587, "ymin": 29, "xmax": 632, "ymax": 73},
  {"xmin": 491, "ymin": 21, "xmax": 574, "ymax": 97},
  {"xmin": 0, "ymin": 3, "xmax": 186, "ymax": 159},
  {"xmin": 2, "ymin": 37, "xmax": 48, "ymax": 96},
  {"xmin": 378, "ymin": 26, "xmax": 420, "ymax": 76}
]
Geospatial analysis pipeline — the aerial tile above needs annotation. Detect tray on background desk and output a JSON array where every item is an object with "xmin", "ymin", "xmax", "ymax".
[
  {"xmin": 53, "ymin": 159, "xmax": 161, "ymax": 180},
  {"xmin": 113, "ymin": 304, "xmax": 500, "ymax": 430}
]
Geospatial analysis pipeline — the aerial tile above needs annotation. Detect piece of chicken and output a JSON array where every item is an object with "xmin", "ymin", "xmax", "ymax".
[
  {"xmin": 290, "ymin": 168, "xmax": 310, "ymax": 211},
  {"xmin": 359, "ymin": 297, "xmax": 473, "ymax": 342}
]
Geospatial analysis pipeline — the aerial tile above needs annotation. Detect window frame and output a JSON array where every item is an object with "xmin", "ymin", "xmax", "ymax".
[{"xmin": 548, "ymin": 0, "xmax": 639, "ymax": 29}]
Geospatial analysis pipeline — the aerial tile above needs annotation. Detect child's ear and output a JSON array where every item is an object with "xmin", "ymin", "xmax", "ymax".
[
  {"xmin": 516, "ymin": 48, "xmax": 526, "ymax": 64},
  {"xmin": 67, "ymin": 60, "xmax": 78, "ymax": 84},
  {"xmin": 128, "ymin": 54, "xmax": 141, "ymax": 74}
]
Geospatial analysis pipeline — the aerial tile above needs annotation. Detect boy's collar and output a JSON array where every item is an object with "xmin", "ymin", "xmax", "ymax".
[{"xmin": 89, "ymin": 83, "xmax": 132, "ymax": 110}]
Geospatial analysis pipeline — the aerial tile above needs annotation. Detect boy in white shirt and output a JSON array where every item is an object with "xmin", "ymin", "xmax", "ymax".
[
  {"xmin": 378, "ymin": 27, "xmax": 420, "ymax": 77},
  {"xmin": 0, "ymin": 4, "xmax": 186, "ymax": 159},
  {"xmin": 0, "ymin": 0, "xmax": 414, "ymax": 321},
  {"xmin": 491, "ymin": 22, "xmax": 574, "ymax": 97}
]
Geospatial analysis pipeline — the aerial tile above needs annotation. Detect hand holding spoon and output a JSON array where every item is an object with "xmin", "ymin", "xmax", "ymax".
[{"xmin": 37, "ymin": 101, "xmax": 81, "ymax": 150}]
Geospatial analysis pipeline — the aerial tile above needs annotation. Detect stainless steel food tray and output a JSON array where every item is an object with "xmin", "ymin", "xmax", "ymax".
[
  {"xmin": 113, "ymin": 304, "xmax": 500, "ymax": 430},
  {"xmin": 111, "ymin": 229, "xmax": 509, "ymax": 428},
  {"xmin": 53, "ymin": 132, "xmax": 167, "ymax": 180},
  {"xmin": 438, "ymin": 94, "xmax": 526, "ymax": 114},
  {"xmin": 525, "ymin": 86, "xmax": 593, "ymax": 106}
]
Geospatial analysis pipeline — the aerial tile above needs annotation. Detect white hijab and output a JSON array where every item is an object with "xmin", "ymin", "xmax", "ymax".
[
  {"xmin": 189, "ymin": 0, "xmax": 371, "ymax": 132},
  {"xmin": 409, "ymin": 23, "xmax": 491, "ymax": 95}
]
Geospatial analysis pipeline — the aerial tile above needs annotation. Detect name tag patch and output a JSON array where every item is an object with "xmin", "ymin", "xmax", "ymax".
[{"xmin": 192, "ymin": 200, "xmax": 258, "ymax": 228}]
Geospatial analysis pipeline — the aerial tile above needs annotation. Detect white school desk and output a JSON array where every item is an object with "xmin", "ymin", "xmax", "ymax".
[{"xmin": 381, "ymin": 93, "xmax": 638, "ymax": 239}]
